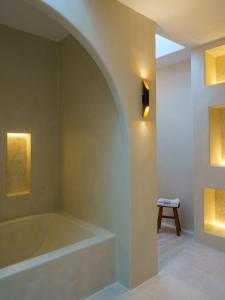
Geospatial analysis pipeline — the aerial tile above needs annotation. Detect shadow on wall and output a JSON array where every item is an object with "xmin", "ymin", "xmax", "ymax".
[
  {"xmin": 3, "ymin": 0, "xmax": 158, "ymax": 288},
  {"xmin": 60, "ymin": 35, "xmax": 131, "ymax": 287},
  {"xmin": 0, "ymin": 23, "xmax": 130, "ymax": 287}
]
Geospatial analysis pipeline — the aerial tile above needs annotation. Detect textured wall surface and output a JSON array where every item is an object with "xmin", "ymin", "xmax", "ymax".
[
  {"xmin": 30, "ymin": 0, "xmax": 157, "ymax": 287},
  {"xmin": 6, "ymin": 134, "xmax": 31, "ymax": 196},
  {"xmin": 0, "ymin": 25, "xmax": 60, "ymax": 221},
  {"xmin": 60, "ymin": 35, "xmax": 130, "ymax": 286},
  {"xmin": 157, "ymin": 60, "xmax": 194, "ymax": 231},
  {"xmin": 192, "ymin": 37, "xmax": 225, "ymax": 251},
  {"xmin": 221, "ymin": 110, "xmax": 225, "ymax": 160},
  {"xmin": 2, "ymin": 0, "xmax": 158, "ymax": 287},
  {"xmin": 215, "ymin": 189, "xmax": 225, "ymax": 223},
  {"xmin": 209, "ymin": 106, "xmax": 225, "ymax": 165},
  {"xmin": 216, "ymin": 55, "xmax": 225, "ymax": 83}
]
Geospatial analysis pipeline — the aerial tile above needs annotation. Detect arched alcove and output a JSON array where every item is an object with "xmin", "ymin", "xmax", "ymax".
[
  {"xmin": 0, "ymin": 0, "xmax": 131, "ymax": 288},
  {"xmin": 28, "ymin": 0, "xmax": 133, "ymax": 287},
  {"xmin": 28, "ymin": 0, "xmax": 130, "ymax": 139},
  {"xmin": 3, "ymin": 0, "xmax": 158, "ymax": 290}
]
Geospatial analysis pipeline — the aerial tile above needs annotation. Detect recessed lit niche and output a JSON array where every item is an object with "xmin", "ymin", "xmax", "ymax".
[
  {"xmin": 204, "ymin": 187, "xmax": 225, "ymax": 236},
  {"xmin": 205, "ymin": 45, "xmax": 225, "ymax": 86},
  {"xmin": 6, "ymin": 133, "xmax": 31, "ymax": 197},
  {"xmin": 209, "ymin": 105, "xmax": 225, "ymax": 167}
]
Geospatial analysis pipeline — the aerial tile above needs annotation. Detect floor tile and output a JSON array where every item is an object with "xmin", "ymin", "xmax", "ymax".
[{"xmin": 88, "ymin": 226, "xmax": 225, "ymax": 300}]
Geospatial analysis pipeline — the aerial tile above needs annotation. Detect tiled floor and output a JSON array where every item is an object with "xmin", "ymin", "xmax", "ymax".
[{"xmin": 88, "ymin": 226, "xmax": 225, "ymax": 300}]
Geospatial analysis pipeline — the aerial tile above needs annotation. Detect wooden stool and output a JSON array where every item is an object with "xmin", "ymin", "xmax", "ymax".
[{"xmin": 157, "ymin": 204, "xmax": 181, "ymax": 236}]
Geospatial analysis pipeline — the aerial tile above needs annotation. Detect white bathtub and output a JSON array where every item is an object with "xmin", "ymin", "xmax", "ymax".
[{"xmin": 0, "ymin": 212, "xmax": 115, "ymax": 300}]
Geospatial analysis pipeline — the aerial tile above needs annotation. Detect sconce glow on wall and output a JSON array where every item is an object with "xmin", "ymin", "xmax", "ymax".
[
  {"xmin": 142, "ymin": 80, "xmax": 150, "ymax": 118},
  {"xmin": 6, "ymin": 133, "xmax": 31, "ymax": 197}
]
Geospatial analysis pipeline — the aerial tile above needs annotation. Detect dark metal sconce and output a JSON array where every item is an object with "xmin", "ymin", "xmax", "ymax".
[{"xmin": 142, "ymin": 80, "xmax": 150, "ymax": 118}]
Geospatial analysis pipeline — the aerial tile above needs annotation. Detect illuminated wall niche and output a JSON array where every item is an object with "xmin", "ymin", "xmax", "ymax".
[
  {"xmin": 205, "ymin": 44, "xmax": 225, "ymax": 86},
  {"xmin": 209, "ymin": 105, "xmax": 225, "ymax": 167},
  {"xmin": 6, "ymin": 133, "xmax": 31, "ymax": 197},
  {"xmin": 204, "ymin": 187, "xmax": 225, "ymax": 236}
]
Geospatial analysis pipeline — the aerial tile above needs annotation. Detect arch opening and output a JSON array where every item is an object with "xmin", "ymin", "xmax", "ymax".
[{"xmin": 0, "ymin": 0, "xmax": 131, "ymax": 293}]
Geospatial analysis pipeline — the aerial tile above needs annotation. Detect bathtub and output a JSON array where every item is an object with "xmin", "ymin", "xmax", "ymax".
[{"xmin": 0, "ymin": 212, "xmax": 115, "ymax": 300}]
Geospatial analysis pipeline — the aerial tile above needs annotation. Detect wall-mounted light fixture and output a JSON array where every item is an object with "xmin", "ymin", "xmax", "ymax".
[{"xmin": 142, "ymin": 80, "xmax": 150, "ymax": 118}]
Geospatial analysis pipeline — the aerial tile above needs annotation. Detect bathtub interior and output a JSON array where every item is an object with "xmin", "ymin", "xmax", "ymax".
[{"xmin": 0, "ymin": 213, "xmax": 95, "ymax": 269}]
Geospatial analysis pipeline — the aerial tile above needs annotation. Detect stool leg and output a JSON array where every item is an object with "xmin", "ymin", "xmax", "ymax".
[
  {"xmin": 157, "ymin": 206, "xmax": 163, "ymax": 233},
  {"xmin": 173, "ymin": 207, "xmax": 180, "ymax": 236},
  {"xmin": 177, "ymin": 211, "xmax": 181, "ymax": 232}
]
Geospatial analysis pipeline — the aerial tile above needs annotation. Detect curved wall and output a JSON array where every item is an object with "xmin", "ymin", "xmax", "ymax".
[
  {"xmin": 60, "ymin": 35, "xmax": 130, "ymax": 286},
  {"xmin": 29, "ymin": 0, "xmax": 157, "ymax": 288}
]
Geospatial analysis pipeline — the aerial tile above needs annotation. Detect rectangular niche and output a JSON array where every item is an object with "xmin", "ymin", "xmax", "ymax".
[
  {"xmin": 209, "ymin": 105, "xmax": 225, "ymax": 167},
  {"xmin": 204, "ymin": 187, "xmax": 225, "ymax": 236},
  {"xmin": 6, "ymin": 133, "xmax": 31, "ymax": 197},
  {"xmin": 205, "ymin": 44, "xmax": 225, "ymax": 86}
]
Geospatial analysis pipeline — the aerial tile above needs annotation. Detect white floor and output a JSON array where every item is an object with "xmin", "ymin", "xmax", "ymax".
[{"xmin": 88, "ymin": 226, "xmax": 225, "ymax": 300}]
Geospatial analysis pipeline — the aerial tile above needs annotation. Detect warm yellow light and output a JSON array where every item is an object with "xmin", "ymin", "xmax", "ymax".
[
  {"xmin": 7, "ymin": 133, "xmax": 29, "ymax": 137},
  {"xmin": 220, "ymin": 160, "xmax": 225, "ymax": 166},
  {"xmin": 212, "ymin": 221, "xmax": 225, "ymax": 230},
  {"xmin": 143, "ymin": 106, "xmax": 150, "ymax": 118},
  {"xmin": 6, "ymin": 133, "xmax": 31, "ymax": 197},
  {"xmin": 205, "ymin": 45, "xmax": 225, "ymax": 86},
  {"xmin": 143, "ymin": 79, "xmax": 150, "ymax": 90}
]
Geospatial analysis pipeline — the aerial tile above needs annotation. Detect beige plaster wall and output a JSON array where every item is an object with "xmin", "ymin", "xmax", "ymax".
[
  {"xmin": 60, "ymin": 35, "xmax": 130, "ymax": 286},
  {"xmin": 0, "ymin": 23, "xmax": 130, "ymax": 287},
  {"xmin": 31, "ymin": 0, "xmax": 157, "ymax": 288},
  {"xmin": 192, "ymin": 37, "xmax": 225, "ymax": 251},
  {"xmin": 14, "ymin": 0, "xmax": 157, "ymax": 288},
  {"xmin": 156, "ymin": 61, "xmax": 194, "ymax": 231},
  {"xmin": 0, "ymin": 25, "xmax": 60, "ymax": 221}
]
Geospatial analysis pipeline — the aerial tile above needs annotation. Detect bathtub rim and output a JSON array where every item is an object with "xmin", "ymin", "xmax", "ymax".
[{"xmin": 0, "ymin": 211, "xmax": 115, "ymax": 279}]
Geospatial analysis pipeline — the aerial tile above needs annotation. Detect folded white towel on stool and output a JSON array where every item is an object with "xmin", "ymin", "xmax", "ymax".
[{"xmin": 157, "ymin": 198, "xmax": 180, "ymax": 207}]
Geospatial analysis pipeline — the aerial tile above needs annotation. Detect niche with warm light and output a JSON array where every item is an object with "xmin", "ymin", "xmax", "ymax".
[
  {"xmin": 205, "ymin": 44, "xmax": 225, "ymax": 86},
  {"xmin": 204, "ymin": 187, "xmax": 225, "ymax": 237},
  {"xmin": 209, "ymin": 105, "xmax": 225, "ymax": 167},
  {"xmin": 6, "ymin": 133, "xmax": 31, "ymax": 197},
  {"xmin": 142, "ymin": 80, "xmax": 150, "ymax": 118}
]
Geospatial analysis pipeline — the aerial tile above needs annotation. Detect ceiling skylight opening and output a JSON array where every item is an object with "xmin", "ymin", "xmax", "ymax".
[{"xmin": 156, "ymin": 34, "xmax": 185, "ymax": 59}]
